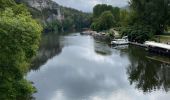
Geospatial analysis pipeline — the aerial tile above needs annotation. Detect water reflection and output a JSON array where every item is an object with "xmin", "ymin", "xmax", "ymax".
[
  {"xmin": 127, "ymin": 45, "xmax": 170, "ymax": 92},
  {"xmin": 27, "ymin": 33, "xmax": 170, "ymax": 100},
  {"xmin": 94, "ymin": 41, "xmax": 112, "ymax": 55},
  {"xmin": 31, "ymin": 34, "xmax": 62, "ymax": 70}
]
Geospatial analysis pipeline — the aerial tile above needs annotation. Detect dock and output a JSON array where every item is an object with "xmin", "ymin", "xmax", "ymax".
[
  {"xmin": 129, "ymin": 42, "xmax": 147, "ymax": 48},
  {"xmin": 129, "ymin": 41, "xmax": 170, "ymax": 56}
]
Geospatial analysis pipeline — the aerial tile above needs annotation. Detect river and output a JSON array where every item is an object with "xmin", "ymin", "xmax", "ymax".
[{"xmin": 27, "ymin": 33, "xmax": 170, "ymax": 100}]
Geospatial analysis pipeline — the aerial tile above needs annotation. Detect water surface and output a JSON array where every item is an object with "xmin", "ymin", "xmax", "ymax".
[{"xmin": 27, "ymin": 33, "xmax": 170, "ymax": 100}]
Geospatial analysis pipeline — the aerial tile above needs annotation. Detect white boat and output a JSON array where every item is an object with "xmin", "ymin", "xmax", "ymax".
[{"xmin": 111, "ymin": 36, "xmax": 129, "ymax": 45}]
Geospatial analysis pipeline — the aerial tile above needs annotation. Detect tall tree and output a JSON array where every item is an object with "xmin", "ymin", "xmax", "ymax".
[
  {"xmin": 0, "ymin": 0, "xmax": 15, "ymax": 10},
  {"xmin": 0, "ymin": 0, "xmax": 42, "ymax": 99},
  {"xmin": 130, "ymin": 0, "xmax": 170, "ymax": 34},
  {"xmin": 91, "ymin": 11, "xmax": 115, "ymax": 31},
  {"xmin": 93, "ymin": 4, "xmax": 113, "ymax": 18}
]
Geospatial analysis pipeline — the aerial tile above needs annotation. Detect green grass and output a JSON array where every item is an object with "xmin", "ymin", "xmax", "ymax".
[{"xmin": 152, "ymin": 35, "xmax": 170, "ymax": 43}]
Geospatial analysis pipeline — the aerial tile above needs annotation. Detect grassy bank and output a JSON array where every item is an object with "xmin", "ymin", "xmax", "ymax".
[{"xmin": 152, "ymin": 35, "xmax": 170, "ymax": 43}]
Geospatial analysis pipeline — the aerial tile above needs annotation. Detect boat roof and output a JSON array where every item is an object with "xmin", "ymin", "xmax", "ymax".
[{"xmin": 145, "ymin": 41, "xmax": 170, "ymax": 50}]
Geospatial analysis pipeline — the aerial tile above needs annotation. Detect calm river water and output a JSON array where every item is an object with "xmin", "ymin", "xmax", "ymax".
[{"xmin": 27, "ymin": 33, "xmax": 170, "ymax": 100}]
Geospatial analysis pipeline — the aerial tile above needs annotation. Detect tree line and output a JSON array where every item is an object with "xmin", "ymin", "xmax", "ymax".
[{"xmin": 91, "ymin": 0, "xmax": 170, "ymax": 43}]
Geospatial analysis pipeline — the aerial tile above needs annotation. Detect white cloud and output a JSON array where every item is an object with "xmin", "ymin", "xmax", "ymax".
[{"xmin": 53, "ymin": 0, "xmax": 129, "ymax": 12}]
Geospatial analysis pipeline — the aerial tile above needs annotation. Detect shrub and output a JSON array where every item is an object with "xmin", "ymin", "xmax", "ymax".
[{"xmin": 119, "ymin": 25, "xmax": 155, "ymax": 43}]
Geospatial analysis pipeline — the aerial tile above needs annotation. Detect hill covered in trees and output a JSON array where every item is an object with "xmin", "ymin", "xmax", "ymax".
[{"xmin": 15, "ymin": 0, "xmax": 92, "ymax": 33}]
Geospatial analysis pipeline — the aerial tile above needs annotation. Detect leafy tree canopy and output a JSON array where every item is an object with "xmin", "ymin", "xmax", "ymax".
[
  {"xmin": 0, "ymin": 0, "xmax": 42, "ymax": 99},
  {"xmin": 91, "ymin": 11, "xmax": 115, "ymax": 31},
  {"xmin": 0, "ymin": 0, "xmax": 16, "ymax": 10},
  {"xmin": 130, "ymin": 0, "xmax": 170, "ymax": 34}
]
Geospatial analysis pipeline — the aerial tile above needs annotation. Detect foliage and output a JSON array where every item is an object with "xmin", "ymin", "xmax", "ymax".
[
  {"xmin": 91, "ymin": 4, "xmax": 122, "ymax": 31},
  {"xmin": 0, "ymin": 8, "xmax": 42, "ymax": 62},
  {"xmin": 62, "ymin": 7, "xmax": 92, "ymax": 31},
  {"xmin": 0, "ymin": 0, "xmax": 42, "ymax": 99},
  {"xmin": 119, "ymin": 25, "xmax": 155, "ymax": 43},
  {"xmin": 91, "ymin": 11, "xmax": 115, "ymax": 31},
  {"xmin": 0, "ymin": 0, "xmax": 16, "ymax": 10},
  {"xmin": 13, "ymin": 0, "xmax": 92, "ymax": 33},
  {"xmin": 119, "ymin": 9, "xmax": 130, "ymax": 26},
  {"xmin": 46, "ymin": 20, "xmax": 62, "ymax": 33},
  {"xmin": 129, "ymin": 0, "xmax": 170, "ymax": 34},
  {"xmin": 93, "ymin": 4, "xmax": 113, "ymax": 18},
  {"xmin": 112, "ymin": 7, "xmax": 120, "ymax": 25}
]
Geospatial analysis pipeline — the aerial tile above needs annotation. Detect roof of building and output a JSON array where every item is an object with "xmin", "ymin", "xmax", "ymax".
[{"xmin": 145, "ymin": 41, "xmax": 170, "ymax": 50}]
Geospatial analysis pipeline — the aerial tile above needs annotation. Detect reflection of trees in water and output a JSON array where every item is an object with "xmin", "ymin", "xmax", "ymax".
[
  {"xmin": 31, "ymin": 34, "xmax": 62, "ymax": 70},
  {"xmin": 127, "ymin": 45, "xmax": 170, "ymax": 92}
]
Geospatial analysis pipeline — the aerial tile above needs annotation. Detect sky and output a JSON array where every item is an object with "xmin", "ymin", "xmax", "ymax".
[{"xmin": 53, "ymin": 0, "xmax": 129, "ymax": 12}]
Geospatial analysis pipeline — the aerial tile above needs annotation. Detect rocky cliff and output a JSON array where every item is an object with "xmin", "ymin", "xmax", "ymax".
[
  {"xmin": 16, "ymin": 0, "xmax": 64, "ymax": 23},
  {"xmin": 15, "ymin": 0, "xmax": 91, "ymax": 32}
]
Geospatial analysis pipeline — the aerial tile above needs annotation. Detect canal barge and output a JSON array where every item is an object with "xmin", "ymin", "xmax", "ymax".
[{"xmin": 145, "ymin": 41, "xmax": 170, "ymax": 56}]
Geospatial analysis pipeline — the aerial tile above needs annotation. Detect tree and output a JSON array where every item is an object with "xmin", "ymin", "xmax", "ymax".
[
  {"xmin": 119, "ymin": 25, "xmax": 154, "ymax": 43},
  {"xmin": 0, "ymin": 2, "xmax": 42, "ymax": 99},
  {"xmin": 46, "ymin": 19, "xmax": 62, "ymax": 33},
  {"xmin": 0, "ymin": 0, "xmax": 16, "ymax": 10},
  {"xmin": 119, "ymin": 9, "xmax": 130, "ymax": 26},
  {"xmin": 91, "ymin": 4, "xmax": 121, "ymax": 31},
  {"xmin": 91, "ymin": 11, "xmax": 115, "ymax": 31},
  {"xmin": 93, "ymin": 4, "xmax": 113, "ymax": 18},
  {"xmin": 99, "ymin": 11, "xmax": 115, "ymax": 30},
  {"xmin": 112, "ymin": 7, "xmax": 120, "ymax": 26},
  {"xmin": 129, "ymin": 0, "xmax": 170, "ymax": 34}
]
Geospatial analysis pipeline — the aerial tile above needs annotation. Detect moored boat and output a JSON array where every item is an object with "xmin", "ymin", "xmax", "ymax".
[
  {"xmin": 111, "ymin": 36, "xmax": 129, "ymax": 45},
  {"xmin": 145, "ymin": 41, "xmax": 170, "ymax": 55}
]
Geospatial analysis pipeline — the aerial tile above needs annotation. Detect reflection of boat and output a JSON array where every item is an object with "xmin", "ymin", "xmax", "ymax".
[
  {"xmin": 111, "ymin": 36, "xmax": 129, "ymax": 45},
  {"xmin": 112, "ymin": 45, "xmax": 128, "ymax": 50}
]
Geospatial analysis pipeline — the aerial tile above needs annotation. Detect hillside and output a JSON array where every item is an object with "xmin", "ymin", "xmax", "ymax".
[{"xmin": 15, "ymin": 0, "xmax": 92, "ymax": 32}]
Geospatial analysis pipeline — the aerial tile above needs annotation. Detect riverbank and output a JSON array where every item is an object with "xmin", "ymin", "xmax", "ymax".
[
  {"xmin": 152, "ymin": 35, "xmax": 170, "ymax": 43},
  {"xmin": 80, "ymin": 29, "xmax": 118, "ymax": 42},
  {"xmin": 81, "ymin": 30, "xmax": 170, "ymax": 56}
]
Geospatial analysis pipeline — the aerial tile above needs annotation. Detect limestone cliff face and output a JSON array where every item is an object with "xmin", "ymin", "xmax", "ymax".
[
  {"xmin": 15, "ymin": 0, "xmax": 91, "ymax": 31},
  {"xmin": 20, "ymin": 0, "xmax": 64, "ymax": 22},
  {"xmin": 25, "ymin": 0, "xmax": 56, "ymax": 10}
]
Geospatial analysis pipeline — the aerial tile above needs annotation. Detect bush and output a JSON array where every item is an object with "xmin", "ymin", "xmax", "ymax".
[
  {"xmin": 119, "ymin": 25, "xmax": 155, "ymax": 43},
  {"xmin": 45, "ymin": 20, "xmax": 62, "ymax": 33},
  {"xmin": 0, "ymin": 8, "xmax": 42, "ymax": 99},
  {"xmin": 91, "ymin": 11, "xmax": 115, "ymax": 31}
]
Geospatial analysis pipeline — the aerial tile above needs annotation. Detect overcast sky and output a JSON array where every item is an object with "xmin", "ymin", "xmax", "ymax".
[{"xmin": 53, "ymin": 0, "xmax": 129, "ymax": 12}]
